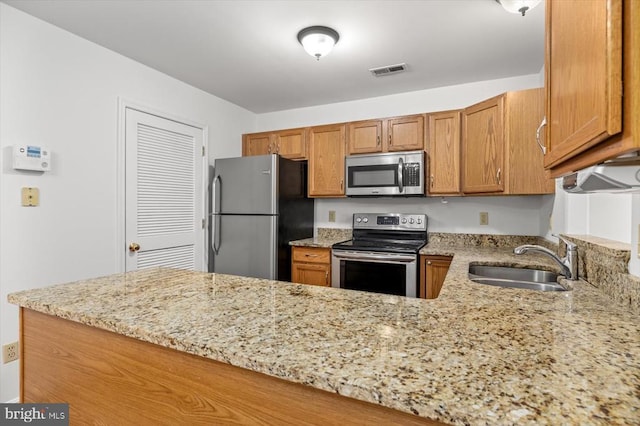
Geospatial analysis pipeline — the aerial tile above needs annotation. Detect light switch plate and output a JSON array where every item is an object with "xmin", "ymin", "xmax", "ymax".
[
  {"xmin": 328, "ymin": 210, "xmax": 336, "ymax": 222},
  {"xmin": 21, "ymin": 187, "xmax": 39, "ymax": 206}
]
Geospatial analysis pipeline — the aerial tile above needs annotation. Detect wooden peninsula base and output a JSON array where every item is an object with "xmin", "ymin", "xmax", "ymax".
[{"xmin": 20, "ymin": 308, "xmax": 444, "ymax": 425}]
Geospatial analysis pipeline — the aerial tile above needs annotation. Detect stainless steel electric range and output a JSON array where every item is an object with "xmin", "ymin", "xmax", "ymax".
[{"xmin": 331, "ymin": 213, "xmax": 428, "ymax": 298}]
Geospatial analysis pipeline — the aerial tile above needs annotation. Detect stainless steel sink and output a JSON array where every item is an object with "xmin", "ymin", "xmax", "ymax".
[{"xmin": 468, "ymin": 265, "xmax": 568, "ymax": 292}]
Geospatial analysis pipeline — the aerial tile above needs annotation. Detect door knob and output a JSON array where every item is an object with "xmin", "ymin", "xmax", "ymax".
[{"xmin": 129, "ymin": 242, "xmax": 141, "ymax": 253}]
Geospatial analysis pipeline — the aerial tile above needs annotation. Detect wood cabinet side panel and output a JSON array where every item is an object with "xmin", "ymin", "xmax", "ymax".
[{"xmin": 21, "ymin": 309, "xmax": 441, "ymax": 426}]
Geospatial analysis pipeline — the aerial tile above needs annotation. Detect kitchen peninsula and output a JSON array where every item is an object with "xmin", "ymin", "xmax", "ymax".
[{"xmin": 8, "ymin": 245, "xmax": 639, "ymax": 425}]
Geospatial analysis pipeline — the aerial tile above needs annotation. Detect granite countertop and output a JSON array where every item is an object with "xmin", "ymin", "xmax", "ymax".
[
  {"xmin": 289, "ymin": 228, "xmax": 351, "ymax": 248},
  {"xmin": 8, "ymin": 243, "xmax": 640, "ymax": 425}
]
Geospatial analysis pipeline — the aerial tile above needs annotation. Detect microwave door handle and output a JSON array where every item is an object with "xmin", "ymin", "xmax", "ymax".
[{"xmin": 398, "ymin": 158, "xmax": 404, "ymax": 193}]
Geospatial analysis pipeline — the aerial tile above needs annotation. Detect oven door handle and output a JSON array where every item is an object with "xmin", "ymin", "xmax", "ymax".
[{"xmin": 332, "ymin": 251, "xmax": 416, "ymax": 263}]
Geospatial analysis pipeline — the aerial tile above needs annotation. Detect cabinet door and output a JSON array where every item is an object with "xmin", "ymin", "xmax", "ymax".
[
  {"xmin": 275, "ymin": 128, "xmax": 307, "ymax": 160},
  {"xmin": 427, "ymin": 111, "xmax": 460, "ymax": 195},
  {"xmin": 385, "ymin": 115, "xmax": 425, "ymax": 152},
  {"xmin": 308, "ymin": 124, "xmax": 346, "ymax": 197},
  {"xmin": 347, "ymin": 120, "xmax": 383, "ymax": 154},
  {"xmin": 292, "ymin": 262, "xmax": 330, "ymax": 286},
  {"xmin": 461, "ymin": 96, "xmax": 504, "ymax": 193},
  {"xmin": 243, "ymin": 133, "xmax": 273, "ymax": 156},
  {"xmin": 420, "ymin": 255, "xmax": 452, "ymax": 299},
  {"xmin": 544, "ymin": 0, "xmax": 622, "ymax": 168}
]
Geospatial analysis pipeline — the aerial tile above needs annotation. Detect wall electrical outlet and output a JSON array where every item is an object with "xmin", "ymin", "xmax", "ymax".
[
  {"xmin": 328, "ymin": 210, "xmax": 336, "ymax": 222},
  {"xmin": 479, "ymin": 212, "xmax": 489, "ymax": 226},
  {"xmin": 2, "ymin": 342, "xmax": 19, "ymax": 364}
]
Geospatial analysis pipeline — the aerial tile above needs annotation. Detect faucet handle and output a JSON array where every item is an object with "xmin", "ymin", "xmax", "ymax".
[{"xmin": 553, "ymin": 234, "xmax": 577, "ymax": 251}]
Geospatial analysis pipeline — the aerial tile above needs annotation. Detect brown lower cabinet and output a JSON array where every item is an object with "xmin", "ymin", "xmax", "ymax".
[
  {"xmin": 291, "ymin": 246, "xmax": 331, "ymax": 286},
  {"xmin": 420, "ymin": 255, "xmax": 453, "ymax": 299},
  {"xmin": 20, "ymin": 308, "xmax": 442, "ymax": 425}
]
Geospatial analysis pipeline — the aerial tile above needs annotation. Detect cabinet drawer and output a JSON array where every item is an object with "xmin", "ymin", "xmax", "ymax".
[{"xmin": 292, "ymin": 247, "xmax": 331, "ymax": 264}]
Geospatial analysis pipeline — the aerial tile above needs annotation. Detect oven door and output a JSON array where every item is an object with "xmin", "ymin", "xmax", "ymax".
[{"xmin": 331, "ymin": 250, "xmax": 417, "ymax": 297}]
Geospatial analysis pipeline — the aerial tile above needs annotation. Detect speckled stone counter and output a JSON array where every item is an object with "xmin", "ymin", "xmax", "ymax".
[
  {"xmin": 289, "ymin": 227, "xmax": 351, "ymax": 248},
  {"xmin": 8, "ymin": 248, "xmax": 640, "ymax": 425}
]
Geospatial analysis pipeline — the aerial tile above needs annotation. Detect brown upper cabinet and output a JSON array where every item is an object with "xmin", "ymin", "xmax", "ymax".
[
  {"xmin": 242, "ymin": 128, "xmax": 307, "ymax": 160},
  {"xmin": 308, "ymin": 124, "xmax": 346, "ymax": 197},
  {"xmin": 545, "ymin": 0, "xmax": 639, "ymax": 177},
  {"xmin": 242, "ymin": 132, "xmax": 272, "ymax": 156},
  {"xmin": 427, "ymin": 110, "xmax": 461, "ymax": 195},
  {"xmin": 462, "ymin": 88, "xmax": 554, "ymax": 195},
  {"xmin": 346, "ymin": 115, "xmax": 425, "ymax": 155}
]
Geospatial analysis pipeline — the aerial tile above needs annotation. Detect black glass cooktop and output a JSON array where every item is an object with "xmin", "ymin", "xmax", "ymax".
[{"xmin": 332, "ymin": 238, "xmax": 426, "ymax": 254}]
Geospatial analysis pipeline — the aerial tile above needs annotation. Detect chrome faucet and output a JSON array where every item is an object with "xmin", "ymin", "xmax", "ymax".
[{"xmin": 514, "ymin": 235, "xmax": 578, "ymax": 280}]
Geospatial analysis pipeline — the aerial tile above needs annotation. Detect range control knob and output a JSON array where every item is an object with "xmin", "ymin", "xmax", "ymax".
[
  {"xmin": 409, "ymin": 218, "xmax": 415, "ymax": 224},
  {"xmin": 401, "ymin": 218, "xmax": 407, "ymax": 224},
  {"xmin": 355, "ymin": 217, "xmax": 362, "ymax": 223},
  {"xmin": 417, "ymin": 218, "xmax": 423, "ymax": 224},
  {"xmin": 363, "ymin": 217, "xmax": 369, "ymax": 223}
]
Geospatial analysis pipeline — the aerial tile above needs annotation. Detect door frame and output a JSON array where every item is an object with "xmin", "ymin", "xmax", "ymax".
[{"xmin": 116, "ymin": 98, "xmax": 209, "ymax": 273}]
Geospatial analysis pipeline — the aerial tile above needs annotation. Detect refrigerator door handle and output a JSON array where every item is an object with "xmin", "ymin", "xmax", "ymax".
[
  {"xmin": 213, "ymin": 174, "xmax": 222, "ymax": 254},
  {"xmin": 213, "ymin": 174, "xmax": 222, "ymax": 214}
]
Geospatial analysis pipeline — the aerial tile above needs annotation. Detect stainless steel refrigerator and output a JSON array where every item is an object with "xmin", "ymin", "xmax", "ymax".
[{"xmin": 210, "ymin": 155, "xmax": 314, "ymax": 281}]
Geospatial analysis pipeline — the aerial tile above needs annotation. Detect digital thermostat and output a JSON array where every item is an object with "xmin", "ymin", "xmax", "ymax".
[{"xmin": 13, "ymin": 145, "xmax": 51, "ymax": 171}]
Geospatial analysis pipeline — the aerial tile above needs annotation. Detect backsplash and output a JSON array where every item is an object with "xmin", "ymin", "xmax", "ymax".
[
  {"xmin": 562, "ymin": 235, "xmax": 639, "ymax": 314},
  {"xmin": 427, "ymin": 232, "xmax": 555, "ymax": 249}
]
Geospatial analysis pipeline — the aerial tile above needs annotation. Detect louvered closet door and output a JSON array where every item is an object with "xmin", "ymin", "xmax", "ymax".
[{"xmin": 125, "ymin": 108, "xmax": 204, "ymax": 271}]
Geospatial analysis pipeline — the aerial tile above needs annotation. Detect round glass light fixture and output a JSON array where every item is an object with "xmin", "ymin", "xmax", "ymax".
[
  {"xmin": 496, "ymin": 0, "xmax": 542, "ymax": 16},
  {"xmin": 297, "ymin": 26, "xmax": 340, "ymax": 61}
]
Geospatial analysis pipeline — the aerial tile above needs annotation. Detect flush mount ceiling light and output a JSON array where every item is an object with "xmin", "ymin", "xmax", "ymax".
[
  {"xmin": 496, "ymin": 0, "xmax": 542, "ymax": 16},
  {"xmin": 297, "ymin": 26, "xmax": 340, "ymax": 61}
]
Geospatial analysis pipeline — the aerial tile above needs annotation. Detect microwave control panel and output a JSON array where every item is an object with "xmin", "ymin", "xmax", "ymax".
[{"xmin": 403, "ymin": 163, "xmax": 421, "ymax": 186}]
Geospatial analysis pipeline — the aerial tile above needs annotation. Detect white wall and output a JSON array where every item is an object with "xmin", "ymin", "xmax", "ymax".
[
  {"xmin": 256, "ymin": 74, "xmax": 542, "ymax": 131},
  {"xmin": 0, "ymin": 4, "xmax": 254, "ymax": 402},
  {"xmin": 316, "ymin": 196, "xmax": 553, "ymax": 235}
]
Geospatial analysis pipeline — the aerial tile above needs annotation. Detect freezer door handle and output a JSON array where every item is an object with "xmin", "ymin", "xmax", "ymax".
[
  {"xmin": 213, "ymin": 174, "xmax": 221, "ymax": 214},
  {"xmin": 213, "ymin": 174, "xmax": 222, "ymax": 254}
]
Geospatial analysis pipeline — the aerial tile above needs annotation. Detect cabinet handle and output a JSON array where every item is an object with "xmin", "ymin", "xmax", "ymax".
[
  {"xmin": 340, "ymin": 179, "xmax": 344, "ymax": 190},
  {"xmin": 388, "ymin": 134, "xmax": 392, "ymax": 146},
  {"xmin": 377, "ymin": 135, "xmax": 381, "ymax": 146},
  {"xmin": 304, "ymin": 254, "xmax": 319, "ymax": 257},
  {"xmin": 430, "ymin": 175, "xmax": 434, "ymax": 188},
  {"xmin": 535, "ymin": 116, "xmax": 547, "ymax": 155},
  {"xmin": 268, "ymin": 145, "xmax": 272, "ymax": 154},
  {"xmin": 496, "ymin": 168, "xmax": 502, "ymax": 185},
  {"xmin": 325, "ymin": 271, "xmax": 329, "ymax": 284}
]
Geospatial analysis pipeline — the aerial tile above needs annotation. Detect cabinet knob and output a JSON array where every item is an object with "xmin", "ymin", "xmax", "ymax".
[
  {"xmin": 129, "ymin": 242, "xmax": 141, "ymax": 253},
  {"xmin": 427, "ymin": 261, "xmax": 432, "ymax": 265}
]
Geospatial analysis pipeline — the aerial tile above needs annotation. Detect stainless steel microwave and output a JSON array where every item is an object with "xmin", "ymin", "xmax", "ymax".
[{"xmin": 345, "ymin": 151, "xmax": 425, "ymax": 196}]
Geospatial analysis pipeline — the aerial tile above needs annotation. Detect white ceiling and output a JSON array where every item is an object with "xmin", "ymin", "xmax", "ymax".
[{"xmin": 4, "ymin": 0, "xmax": 545, "ymax": 113}]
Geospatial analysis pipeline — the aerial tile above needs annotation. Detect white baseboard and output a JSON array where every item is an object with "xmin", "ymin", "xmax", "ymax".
[{"xmin": 4, "ymin": 398, "xmax": 19, "ymax": 403}]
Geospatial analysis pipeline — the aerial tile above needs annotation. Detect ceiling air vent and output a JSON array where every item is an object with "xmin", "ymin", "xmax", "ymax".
[{"xmin": 369, "ymin": 63, "xmax": 407, "ymax": 77}]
